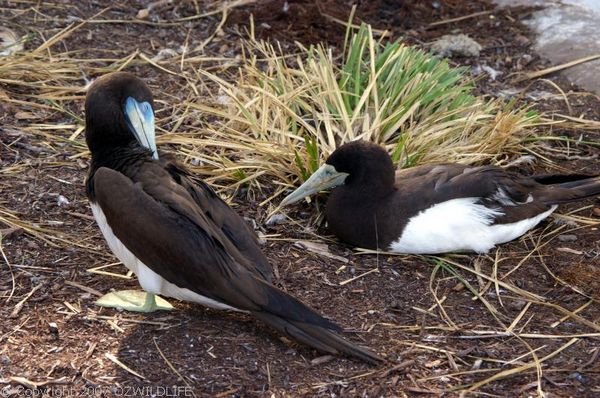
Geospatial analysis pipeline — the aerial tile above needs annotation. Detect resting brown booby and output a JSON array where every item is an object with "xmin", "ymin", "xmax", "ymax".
[
  {"xmin": 281, "ymin": 140, "xmax": 600, "ymax": 254},
  {"xmin": 84, "ymin": 72, "xmax": 382, "ymax": 363}
]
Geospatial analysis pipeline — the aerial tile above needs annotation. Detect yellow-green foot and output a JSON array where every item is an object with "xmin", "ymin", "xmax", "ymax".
[{"xmin": 95, "ymin": 290, "xmax": 173, "ymax": 312}]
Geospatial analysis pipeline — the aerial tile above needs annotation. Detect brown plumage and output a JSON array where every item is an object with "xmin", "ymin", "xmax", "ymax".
[{"xmin": 85, "ymin": 72, "xmax": 382, "ymax": 364}]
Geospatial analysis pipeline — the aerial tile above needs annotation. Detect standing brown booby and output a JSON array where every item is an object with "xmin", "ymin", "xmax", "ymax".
[
  {"xmin": 84, "ymin": 72, "xmax": 382, "ymax": 363},
  {"xmin": 281, "ymin": 140, "xmax": 600, "ymax": 254}
]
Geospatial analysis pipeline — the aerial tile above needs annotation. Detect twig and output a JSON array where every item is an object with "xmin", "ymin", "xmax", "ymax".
[
  {"xmin": 138, "ymin": 52, "xmax": 179, "ymax": 76},
  {"xmin": 339, "ymin": 267, "xmax": 379, "ymax": 286},
  {"xmin": 66, "ymin": 211, "xmax": 96, "ymax": 221},
  {"xmin": 88, "ymin": 314, "xmax": 173, "ymax": 327},
  {"xmin": 379, "ymin": 359, "xmax": 416, "ymax": 377},
  {"xmin": 65, "ymin": 280, "xmax": 103, "ymax": 297},
  {"xmin": 85, "ymin": 341, "xmax": 97, "ymax": 359},
  {"xmin": 34, "ymin": 7, "xmax": 110, "ymax": 54},
  {"xmin": 10, "ymin": 284, "xmax": 43, "ymax": 317},
  {"xmin": 515, "ymin": 54, "xmax": 600, "ymax": 82},
  {"xmin": 87, "ymin": 263, "xmax": 132, "ymax": 280},
  {"xmin": 551, "ymin": 300, "xmax": 593, "ymax": 328},
  {"xmin": 105, "ymin": 353, "xmax": 146, "ymax": 380},
  {"xmin": 429, "ymin": 10, "xmax": 493, "ymax": 27},
  {"xmin": 193, "ymin": 2, "xmax": 230, "ymax": 53},
  {"xmin": 0, "ymin": 234, "xmax": 16, "ymax": 302},
  {"xmin": 0, "ymin": 317, "xmax": 29, "ymax": 342},
  {"xmin": 578, "ymin": 347, "xmax": 600, "ymax": 371},
  {"xmin": 311, "ymin": 370, "xmax": 378, "ymax": 389},
  {"xmin": 153, "ymin": 337, "xmax": 196, "ymax": 396},
  {"xmin": 107, "ymin": 319, "xmax": 124, "ymax": 333}
]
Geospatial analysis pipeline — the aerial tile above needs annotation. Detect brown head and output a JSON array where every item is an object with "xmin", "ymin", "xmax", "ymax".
[
  {"xmin": 85, "ymin": 72, "xmax": 156, "ymax": 158},
  {"xmin": 281, "ymin": 140, "xmax": 396, "ymax": 205}
]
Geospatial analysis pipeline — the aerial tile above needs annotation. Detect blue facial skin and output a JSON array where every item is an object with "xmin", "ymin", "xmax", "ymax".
[{"xmin": 124, "ymin": 97, "xmax": 157, "ymax": 159}]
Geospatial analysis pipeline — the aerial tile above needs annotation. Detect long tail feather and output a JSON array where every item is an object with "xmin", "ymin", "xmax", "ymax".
[
  {"xmin": 246, "ymin": 277, "xmax": 382, "ymax": 364},
  {"xmin": 253, "ymin": 312, "xmax": 383, "ymax": 364},
  {"xmin": 539, "ymin": 177, "xmax": 600, "ymax": 205},
  {"xmin": 536, "ymin": 176, "xmax": 600, "ymax": 204},
  {"xmin": 532, "ymin": 174, "xmax": 594, "ymax": 185}
]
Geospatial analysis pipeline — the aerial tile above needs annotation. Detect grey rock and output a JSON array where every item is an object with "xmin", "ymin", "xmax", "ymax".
[
  {"xmin": 265, "ymin": 213, "xmax": 287, "ymax": 226},
  {"xmin": 431, "ymin": 34, "xmax": 482, "ymax": 58},
  {"xmin": 557, "ymin": 234, "xmax": 577, "ymax": 242}
]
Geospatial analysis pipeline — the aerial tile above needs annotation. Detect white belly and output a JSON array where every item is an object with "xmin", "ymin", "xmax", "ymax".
[
  {"xmin": 90, "ymin": 203, "xmax": 238, "ymax": 311},
  {"xmin": 389, "ymin": 198, "xmax": 557, "ymax": 254}
]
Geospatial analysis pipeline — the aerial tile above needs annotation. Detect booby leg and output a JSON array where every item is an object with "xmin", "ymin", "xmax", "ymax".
[{"xmin": 95, "ymin": 290, "xmax": 173, "ymax": 312}]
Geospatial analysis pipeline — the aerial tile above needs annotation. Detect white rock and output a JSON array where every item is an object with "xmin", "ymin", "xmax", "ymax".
[{"xmin": 57, "ymin": 195, "xmax": 70, "ymax": 207}]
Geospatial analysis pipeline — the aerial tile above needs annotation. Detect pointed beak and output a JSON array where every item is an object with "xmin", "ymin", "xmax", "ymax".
[
  {"xmin": 124, "ymin": 97, "xmax": 157, "ymax": 159},
  {"xmin": 281, "ymin": 164, "xmax": 349, "ymax": 206}
]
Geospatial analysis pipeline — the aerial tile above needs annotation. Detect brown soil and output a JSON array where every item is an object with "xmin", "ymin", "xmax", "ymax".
[{"xmin": 1, "ymin": 0, "xmax": 599, "ymax": 397}]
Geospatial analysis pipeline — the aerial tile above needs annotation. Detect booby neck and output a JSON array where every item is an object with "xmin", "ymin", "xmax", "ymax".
[
  {"xmin": 86, "ymin": 147, "xmax": 152, "ymax": 200},
  {"xmin": 85, "ymin": 72, "xmax": 158, "ymax": 200}
]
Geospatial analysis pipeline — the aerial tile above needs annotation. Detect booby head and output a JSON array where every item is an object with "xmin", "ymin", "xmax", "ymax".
[
  {"xmin": 85, "ymin": 72, "xmax": 157, "ymax": 159},
  {"xmin": 281, "ymin": 140, "xmax": 395, "ymax": 205}
]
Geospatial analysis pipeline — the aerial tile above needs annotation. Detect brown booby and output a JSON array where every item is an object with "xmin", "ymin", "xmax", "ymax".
[
  {"xmin": 281, "ymin": 140, "xmax": 600, "ymax": 254},
  {"xmin": 84, "ymin": 72, "xmax": 382, "ymax": 363}
]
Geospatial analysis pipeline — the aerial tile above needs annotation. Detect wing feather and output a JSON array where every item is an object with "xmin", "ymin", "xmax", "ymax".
[
  {"xmin": 164, "ymin": 160, "xmax": 272, "ymax": 281},
  {"xmin": 92, "ymin": 166, "xmax": 334, "ymax": 329},
  {"xmin": 395, "ymin": 164, "xmax": 553, "ymax": 224}
]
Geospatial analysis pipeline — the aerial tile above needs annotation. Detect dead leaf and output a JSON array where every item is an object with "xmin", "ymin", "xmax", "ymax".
[
  {"xmin": 15, "ymin": 111, "xmax": 38, "ymax": 120},
  {"xmin": 0, "ymin": 27, "xmax": 23, "ymax": 56},
  {"xmin": 452, "ymin": 282, "xmax": 465, "ymax": 291},
  {"xmin": 293, "ymin": 240, "xmax": 349, "ymax": 263},
  {"xmin": 0, "ymin": 87, "xmax": 11, "ymax": 102},
  {"xmin": 424, "ymin": 359, "xmax": 442, "ymax": 368},
  {"xmin": 136, "ymin": 0, "xmax": 173, "ymax": 19},
  {"xmin": 136, "ymin": 9, "xmax": 150, "ymax": 19}
]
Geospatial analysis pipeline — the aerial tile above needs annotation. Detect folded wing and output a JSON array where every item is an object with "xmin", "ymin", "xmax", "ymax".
[{"xmin": 92, "ymin": 166, "xmax": 382, "ymax": 362}]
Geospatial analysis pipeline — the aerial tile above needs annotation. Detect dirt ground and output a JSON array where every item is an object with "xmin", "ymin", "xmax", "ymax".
[{"xmin": 1, "ymin": 0, "xmax": 599, "ymax": 397}]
